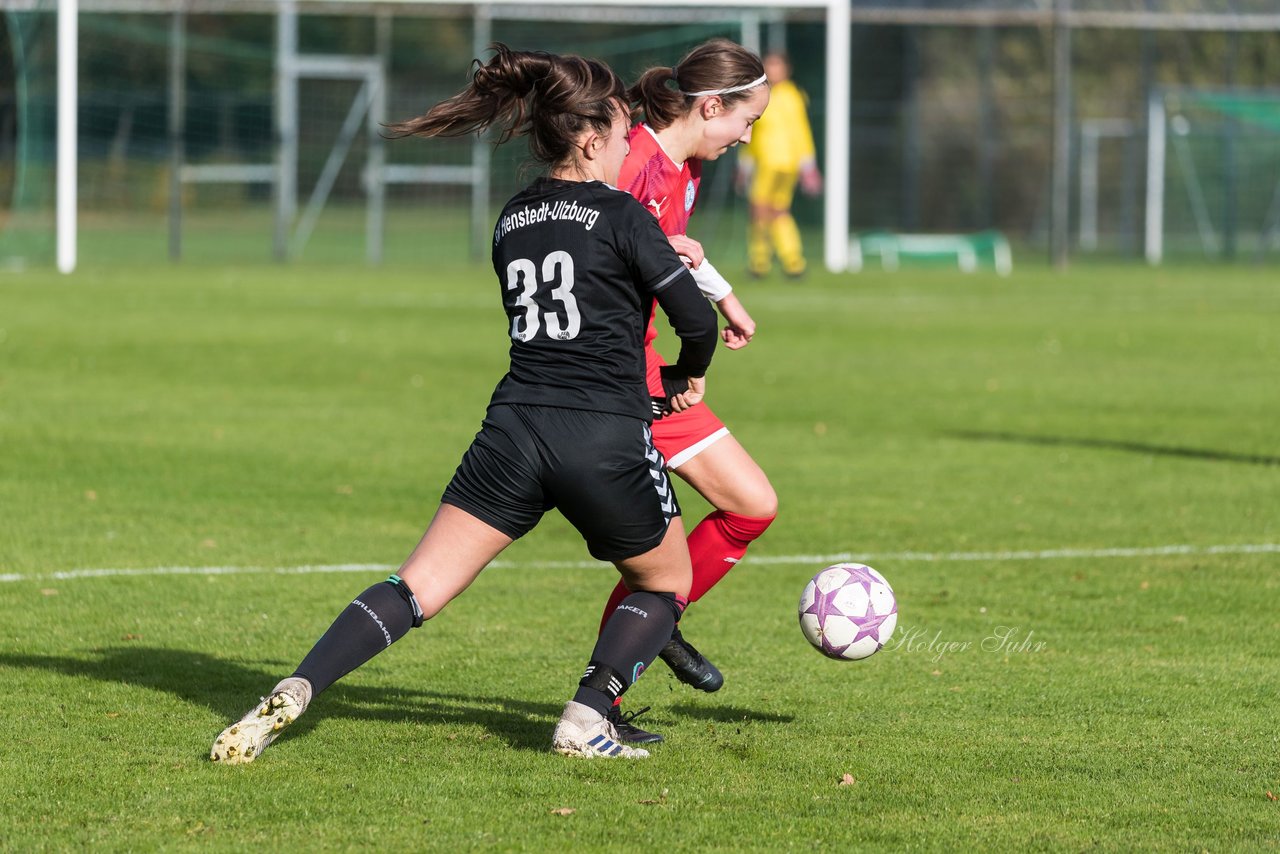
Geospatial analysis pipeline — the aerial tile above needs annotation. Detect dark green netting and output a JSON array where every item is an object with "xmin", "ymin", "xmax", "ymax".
[{"xmin": 1183, "ymin": 92, "xmax": 1280, "ymax": 133}]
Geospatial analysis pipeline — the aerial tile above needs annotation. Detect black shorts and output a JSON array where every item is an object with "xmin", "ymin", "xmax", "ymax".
[{"xmin": 441, "ymin": 404, "xmax": 680, "ymax": 562}]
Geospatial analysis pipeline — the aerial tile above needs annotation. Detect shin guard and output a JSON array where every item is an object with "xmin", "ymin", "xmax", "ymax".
[
  {"xmin": 573, "ymin": 591, "xmax": 681, "ymax": 716},
  {"xmin": 686, "ymin": 511, "xmax": 776, "ymax": 603},
  {"xmin": 293, "ymin": 575, "xmax": 422, "ymax": 696}
]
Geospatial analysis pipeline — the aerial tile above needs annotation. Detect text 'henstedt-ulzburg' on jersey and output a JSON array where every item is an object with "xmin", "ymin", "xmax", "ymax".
[{"xmin": 494, "ymin": 200, "xmax": 601, "ymax": 245}]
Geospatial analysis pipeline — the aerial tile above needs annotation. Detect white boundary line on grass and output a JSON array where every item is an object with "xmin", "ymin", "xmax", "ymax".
[{"xmin": 2, "ymin": 542, "xmax": 1277, "ymax": 584}]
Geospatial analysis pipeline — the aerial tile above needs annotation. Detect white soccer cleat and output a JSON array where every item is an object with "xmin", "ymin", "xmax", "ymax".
[
  {"xmin": 551, "ymin": 701, "xmax": 650, "ymax": 759},
  {"xmin": 210, "ymin": 677, "xmax": 312, "ymax": 765}
]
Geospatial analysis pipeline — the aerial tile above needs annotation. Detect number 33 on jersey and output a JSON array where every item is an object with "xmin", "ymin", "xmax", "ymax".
[
  {"xmin": 487, "ymin": 176, "xmax": 710, "ymax": 422},
  {"xmin": 504, "ymin": 251, "xmax": 580, "ymax": 342}
]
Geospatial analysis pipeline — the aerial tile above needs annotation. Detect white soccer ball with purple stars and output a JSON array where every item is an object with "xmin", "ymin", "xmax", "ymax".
[{"xmin": 799, "ymin": 563, "xmax": 898, "ymax": 661}]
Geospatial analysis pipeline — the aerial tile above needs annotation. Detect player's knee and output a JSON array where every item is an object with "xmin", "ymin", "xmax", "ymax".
[
  {"xmin": 757, "ymin": 488, "xmax": 779, "ymax": 521},
  {"xmin": 386, "ymin": 574, "xmax": 426, "ymax": 627},
  {"xmin": 664, "ymin": 572, "xmax": 692, "ymax": 601},
  {"xmin": 736, "ymin": 483, "xmax": 778, "ymax": 521},
  {"xmin": 619, "ymin": 569, "xmax": 690, "ymax": 601},
  {"xmin": 647, "ymin": 590, "xmax": 688, "ymax": 622}
]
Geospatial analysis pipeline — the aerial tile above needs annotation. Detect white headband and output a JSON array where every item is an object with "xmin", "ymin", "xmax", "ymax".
[{"xmin": 681, "ymin": 73, "xmax": 768, "ymax": 98}]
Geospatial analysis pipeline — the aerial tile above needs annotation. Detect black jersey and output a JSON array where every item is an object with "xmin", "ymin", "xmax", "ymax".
[{"xmin": 487, "ymin": 177, "xmax": 716, "ymax": 421}]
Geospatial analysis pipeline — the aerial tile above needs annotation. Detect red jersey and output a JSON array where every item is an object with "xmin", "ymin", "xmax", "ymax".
[
  {"xmin": 618, "ymin": 124, "xmax": 703, "ymax": 354},
  {"xmin": 619, "ymin": 126, "xmax": 728, "ymax": 452},
  {"xmin": 618, "ymin": 124, "xmax": 702, "ymax": 238}
]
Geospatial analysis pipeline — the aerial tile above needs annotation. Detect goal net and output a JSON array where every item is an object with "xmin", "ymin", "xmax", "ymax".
[{"xmin": 1146, "ymin": 88, "xmax": 1280, "ymax": 262}]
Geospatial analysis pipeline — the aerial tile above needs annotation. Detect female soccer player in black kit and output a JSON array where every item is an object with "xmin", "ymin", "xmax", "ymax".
[{"xmin": 210, "ymin": 45, "xmax": 718, "ymax": 762}]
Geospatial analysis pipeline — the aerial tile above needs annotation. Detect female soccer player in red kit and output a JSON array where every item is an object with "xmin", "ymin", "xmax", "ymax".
[{"xmin": 599, "ymin": 40, "xmax": 777, "ymax": 743}]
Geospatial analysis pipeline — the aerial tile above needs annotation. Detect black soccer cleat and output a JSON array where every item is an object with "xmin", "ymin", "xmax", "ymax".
[
  {"xmin": 607, "ymin": 705, "xmax": 664, "ymax": 744},
  {"xmin": 658, "ymin": 630, "xmax": 724, "ymax": 693}
]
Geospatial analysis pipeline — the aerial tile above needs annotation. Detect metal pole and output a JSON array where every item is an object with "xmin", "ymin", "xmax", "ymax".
[
  {"xmin": 902, "ymin": 27, "xmax": 920, "ymax": 232},
  {"xmin": 1050, "ymin": 0, "xmax": 1072, "ymax": 270},
  {"xmin": 1122, "ymin": 28, "xmax": 1154, "ymax": 256},
  {"xmin": 470, "ymin": 5, "xmax": 492, "ymax": 262},
  {"xmin": 1144, "ymin": 89, "xmax": 1166, "ymax": 265},
  {"xmin": 168, "ymin": 8, "xmax": 186, "ymax": 263},
  {"xmin": 368, "ymin": 12, "xmax": 390, "ymax": 265},
  {"xmin": 740, "ymin": 11, "xmax": 760, "ymax": 55},
  {"xmin": 766, "ymin": 12, "xmax": 787, "ymax": 55},
  {"xmin": 978, "ymin": 25, "xmax": 995, "ymax": 230},
  {"xmin": 56, "ymin": 0, "xmax": 77, "ymax": 274},
  {"xmin": 1222, "ymin": 31, "xmax": 1239, "ymax": 261},
  {"xmin": 822, "ymin": 0, "xmax": 851, "ymax": 272},
  {"xmin": 274, "ymin": 1, "xmax": 298, "ymax": 262},
  {"xmin": 1079, "ymin": 124, "xmax": 1099, "ymax": 251}
]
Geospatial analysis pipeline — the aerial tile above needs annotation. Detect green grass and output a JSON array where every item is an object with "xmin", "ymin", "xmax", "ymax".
[{"xmin": 1, "ymin": 259, "xmax": 1278, "ymax": 850}]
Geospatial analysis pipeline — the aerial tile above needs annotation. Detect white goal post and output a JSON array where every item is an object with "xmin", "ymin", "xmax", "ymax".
[
  {"xmin": 53, "ymin": 0, "xmax": 852, "ymax": 273},
  {"xmin": 57, "ymin": 0, "xmax": 77, "ymax": 273}
]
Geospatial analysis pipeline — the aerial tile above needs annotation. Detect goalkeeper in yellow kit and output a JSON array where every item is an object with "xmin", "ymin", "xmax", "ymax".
[{"xmin": 738, "ymin": 52, "xmax": 822, "ymax": 278}]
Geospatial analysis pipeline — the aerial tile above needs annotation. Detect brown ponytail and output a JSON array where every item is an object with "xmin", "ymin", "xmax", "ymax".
[
  {"xmin": 387, "ymin": 43, "xmax": 626, "ymax": 168},
  {"xmin": 629, "ymin": 38, "xmax": 765, "ymax": 131}
]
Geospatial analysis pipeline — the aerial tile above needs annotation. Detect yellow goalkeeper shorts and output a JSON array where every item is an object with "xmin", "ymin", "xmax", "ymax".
[{"xmin": 749, "ymin": 166, "xmax": 799, "ymax": 211}]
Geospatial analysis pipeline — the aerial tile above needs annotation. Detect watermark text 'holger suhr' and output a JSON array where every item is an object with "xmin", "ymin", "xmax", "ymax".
[{"xmin": 885, "ymin": 625, "xmax": 1047, "ymax": 663}]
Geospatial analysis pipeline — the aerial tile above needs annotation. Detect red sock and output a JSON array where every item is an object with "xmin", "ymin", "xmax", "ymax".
[
  {"xmin": 596, "ymin": 507, "xmax": 773, "ymax": 635},
  {"xmin": 685, "ymin": 510, "xmax": 775, "ymax": 602},
  {"xmin": 596, "ymin": 512, "xmax": 774, "ymax": 633}
]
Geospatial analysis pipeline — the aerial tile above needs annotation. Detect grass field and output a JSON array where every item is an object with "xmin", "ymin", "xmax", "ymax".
[{"xmin": 1, "ymin": 258, "xmax": 1278, "ymax": 850}]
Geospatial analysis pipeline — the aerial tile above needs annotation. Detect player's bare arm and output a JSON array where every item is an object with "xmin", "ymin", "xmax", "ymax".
[{"xmin": 714, "ymin": 292, "xmax": 756, "ymax": 349}]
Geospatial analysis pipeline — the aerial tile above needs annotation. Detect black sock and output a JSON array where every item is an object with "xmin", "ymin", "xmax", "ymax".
[
  {"xmin": 293, "ymin": 576, "xmax": 421, "ymax": 696},
  {"xmin": 573, "ymin": 591, "xmax": 681, "ymax": 716}
]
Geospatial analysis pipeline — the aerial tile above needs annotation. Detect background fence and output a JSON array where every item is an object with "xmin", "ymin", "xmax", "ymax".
[{"xmin": 3, "ymin": 1, "xmax": 1279, "ymax": 268}]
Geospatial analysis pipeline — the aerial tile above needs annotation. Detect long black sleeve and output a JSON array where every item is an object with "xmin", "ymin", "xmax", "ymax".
[{"xmin": 653, "ymin": 268, "xmax": 718, "ymax": 378}]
